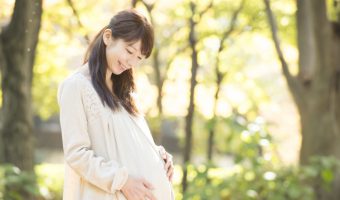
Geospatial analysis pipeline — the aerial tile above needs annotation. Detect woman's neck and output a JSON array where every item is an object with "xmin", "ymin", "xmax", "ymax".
[{"xmin": 105, "ymin": 69, "xmax": 113, "ymax": 93}]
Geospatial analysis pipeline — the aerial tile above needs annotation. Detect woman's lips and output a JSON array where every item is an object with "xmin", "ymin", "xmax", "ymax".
[{"xmin": 118, "ymin": 61, "xmax": 127, "ymax": 70}]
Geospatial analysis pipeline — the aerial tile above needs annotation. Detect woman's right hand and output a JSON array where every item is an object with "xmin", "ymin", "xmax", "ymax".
[{"xmin": 121, "ymin": 175, "xmax": 156, "ymax": 200}]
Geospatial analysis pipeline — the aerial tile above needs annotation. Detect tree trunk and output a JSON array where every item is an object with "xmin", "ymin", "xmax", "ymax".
[
  {"xmin": 181, "ymin": 0, "xmax": 213, "ymax": 193},
  {"xmin": 152, "ymin": 46, "xmax": 165, "ymax": 144},
  {"xmin": 297, "ymin": 2, "xmax": 340, "ymax": 199},
  {"xmin": 265, "ymin": 0, "xmax": 340, "ymax": 199},
  {"xmin": 207, "ymin": 58, "xmax": 223, "ymax": 162},
  {"xmin": 182, "ymin": 1, "xmax": 199, "ymax": 193},
  {"xmin": 207, "ymin": 83, "xmax": 220, "ymax": 162},
  {"xmin": 153, "ymin": 47, "xmax": 163, "ymax": 116},
  {"xmin": 0, "ymin": 0, "xmax": 42, "ymax": 172}
]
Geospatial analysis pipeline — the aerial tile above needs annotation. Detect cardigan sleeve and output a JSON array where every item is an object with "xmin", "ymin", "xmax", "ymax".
[{"xmin": 57, "ymin": 75, "xmax": 128, "ymax": 193}]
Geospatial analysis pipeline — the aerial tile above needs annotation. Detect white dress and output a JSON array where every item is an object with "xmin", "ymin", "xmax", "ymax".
[{"xmin": 57, "ymin": 64, "xmax": 174, "ymax": 200}]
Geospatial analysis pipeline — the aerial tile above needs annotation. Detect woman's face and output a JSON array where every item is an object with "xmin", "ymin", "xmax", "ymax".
[{"xmin": 103, "ymin": 29, "xmax": 144, "ymax": 75}]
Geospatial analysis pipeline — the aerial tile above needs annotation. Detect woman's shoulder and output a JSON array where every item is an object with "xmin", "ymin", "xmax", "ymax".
[
  {"xmin": 61, "ymin": 63, "xmax": 92, "ymax": 86},
  {"xmin": 59, "ymin": 73, "xmax": 87, "ymax": 91},
  {"xmin": 57, "ymin": 65, "xmax": 103, "ymax": 119},
  {"xmin": 57, "ymin": 65, "xmax": 92, "ymax": 104}
]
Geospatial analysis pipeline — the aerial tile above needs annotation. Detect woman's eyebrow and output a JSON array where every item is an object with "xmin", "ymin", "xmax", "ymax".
[{"xmin": 128, "ymin": 45, "xmax": 138, "ymax": 51}]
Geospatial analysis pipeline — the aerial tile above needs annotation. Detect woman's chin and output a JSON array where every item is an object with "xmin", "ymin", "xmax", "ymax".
[{"xmin": 112, "ymin": 69, "xmax": 124, "ymax": 75}]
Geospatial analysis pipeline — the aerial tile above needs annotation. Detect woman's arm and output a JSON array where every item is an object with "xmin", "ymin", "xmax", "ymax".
[{"xmin": 57, "ymin": 76, "xmax": 128, "ymax": 194}]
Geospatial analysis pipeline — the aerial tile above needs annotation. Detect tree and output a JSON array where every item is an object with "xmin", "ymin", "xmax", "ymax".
[
  {"xmin": 264, "ymin": 0, "xmax": 340, "ymax": 199},
  {"xmin": 206, "ymin": 0, "xmax": 245, "ymax": 162},
  {"xmin": 0, "ymin": 0, "xmax": 42, "ymax": 171},
  {"xmin": 182, "ymin": 0, "xmax": 213, "ymax": 192}
]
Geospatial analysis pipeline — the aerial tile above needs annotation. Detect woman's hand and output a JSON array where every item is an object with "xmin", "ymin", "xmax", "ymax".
[
  {"xmin": 121, "ymin": 175, "xmax": 156, "ymax": 200},
  {"xmin": 158, "ymin": 146, "xmax": 174, "ymax": 182}
]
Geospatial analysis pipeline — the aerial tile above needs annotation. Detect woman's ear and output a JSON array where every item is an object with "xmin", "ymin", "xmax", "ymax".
[{"xmin": 102, "ymin": 29, "xmax": 113, "ymax": 45}]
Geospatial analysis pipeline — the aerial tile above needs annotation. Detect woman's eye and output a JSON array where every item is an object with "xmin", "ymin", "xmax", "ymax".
[{"xmin": 126, "ymin": 49, "xmax": 133, "ymax": 54}]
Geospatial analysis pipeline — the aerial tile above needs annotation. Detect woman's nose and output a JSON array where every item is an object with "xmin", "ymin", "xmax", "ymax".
[{"xmin": 127, "ymin": 58, "xmax": 138, "ymax": 68}]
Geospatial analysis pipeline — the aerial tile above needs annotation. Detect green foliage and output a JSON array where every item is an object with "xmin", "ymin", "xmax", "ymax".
[
  {"xmin": 222, "ymin": 113, "xmax": 277, "ymax": 165},
  {"xmin": 35, "ymin": 164, "xmax": 64, "ymax": 200},
  {"xmin": 326, "ymin": 0, "xmax": 340, "ymax": 22},
  {"xmin": 0, "ymin": 164, "xmax": 64, "ymax": 200},
  {"xmin": 193, "ymin": 107, "xmax": 340, "ymax": 200},
  {"xmin": 0, "ymin": 164, "xmax": 40, "ymax": 200},
  {"xmin": 33, "ymin": 55, "xmax": 68, "ymax": 120},
  {"xmin": 183, "ymin": 156, "xmax": 340, "ymax": 200},
  {"xmin": 205, "ymin": 110, "xmax": 278, "ymax": 167},
  {"xmin": 1, "ymin": 158, "xmax": 339, "ymax": 200},
  {"xmin": 182, "ymin": 163, "xmax": 227, "ymax": 200},
  {"xmin": 219, "ymin": 165, "xmax": 314, "ymax": 200}
]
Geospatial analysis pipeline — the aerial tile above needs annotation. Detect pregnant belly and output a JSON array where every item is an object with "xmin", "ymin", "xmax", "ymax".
[
  {"xmin": 110, "ymin": 113, "xmax": 174, "ymax": 199},
  {"xmin": 142, "ymin": 157, "xmax": 173, "ymax": 200},
  {"xmin": 140, "ymin": 152, "xmax": 172, "ymax": 200},
  {"xmin": 120, "ymin": 149, "xmax": 173, "ymax": 200}
]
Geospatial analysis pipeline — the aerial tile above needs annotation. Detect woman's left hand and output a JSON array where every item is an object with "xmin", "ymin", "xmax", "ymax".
[{"xmin": 158, "ymin": 146, "xmax": 174, "ymax": 183}]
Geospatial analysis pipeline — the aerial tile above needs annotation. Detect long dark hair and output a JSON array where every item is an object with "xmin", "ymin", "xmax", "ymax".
[{"xmin": 83, "ymin": 9, "xmax": 154, "ymax": 116}]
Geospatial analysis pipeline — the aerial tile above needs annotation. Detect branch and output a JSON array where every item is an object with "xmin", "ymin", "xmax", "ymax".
[
  {"xmin": 66, "ymin": 0, "xmax": 90, "ymax": 44},
  {"xmin": 214, "ymin": 0, "xmax": 245, "ymax": 83},
  {"xmin": 264, "ymin": 0, "xmax": 291, "ymax": 77},
  {"xmin": 189, "ymin": 0, "xmax": 214, "ymax": 26},
  {"xmin": 140, "ymin": 0, "xmax": 155, "ymax": 12},
  {"xmin": 132, "ymin": 0, "xmax": 155, "ymax": 12},
  {"xmin": 198, "ymin": 0, "xmax": 214, "ymax": 19},
  {"xmin": 219, "ymin": 0, "xmax": 245, "ymax": 52},
  {"xmin": 264, "ymin": 0, "xmax": 303, "ymax": 91},
  {"xmin": 156, "ymin": 43, "xmax": 189, "ymax": 87}
]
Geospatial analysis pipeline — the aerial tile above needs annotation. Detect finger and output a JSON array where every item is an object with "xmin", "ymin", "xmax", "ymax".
[
  {"xmin": 145, "ymin": 190, "xmax": 157, "ymax": 200},
  {"xmin": 162, "ymin": 151, "xmax": 167, "ymax": 160},
  {"xmin": 159, "ymin": 146, "xmax": 167, "ymax": 159},
  {"xmin": 170, "ymin": 171, "xmax": 174, "ymax": 182},
  {"xmin": 164, "ymin": 152, "xmax": 173, "ymax": 162},
  {"xmin": 164, "ymin": 155, "xmax": 172, "ymax": 166},
  {"xmin": 168, "ymin": 172, "xmax": 173, "ymax": 183},
  {"xmin": 168, "ymin": 170, "xmax": 174, "ymax": 182},
  {"xmin": 167, "ymin": 166, "xmax": 174, "ymax": 178},
  {"xmin": 165, "ymin": 159, "xmax": 173, "ymax": 171},
  {"xmin": 167, "ymin": 166, "xmax": 173, "ymax": 177},
  {"xmin": 142, "ymin": 179, "xmax": 154, "ymax": 190},
  {"xmin": 164, "ymin": 159, "xmax": 170, "ymax": 169},
  {"xmin": 164, "ymin": 163, "xmax": 170, "ymax": 171},
  {"xmin": 159, "ymin": 145, "xmax": 165, "ymax": 154}
]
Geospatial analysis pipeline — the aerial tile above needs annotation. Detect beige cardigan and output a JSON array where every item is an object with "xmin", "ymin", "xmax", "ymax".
[{"xmin": 57, "ymin": 65, "xmax": 174, "ymax": 200}]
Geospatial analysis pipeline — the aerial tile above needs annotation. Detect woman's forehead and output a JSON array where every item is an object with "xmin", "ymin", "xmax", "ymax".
[{"xmin": 126, "ymin": 40, "xmax": 142, "ymax": 51}]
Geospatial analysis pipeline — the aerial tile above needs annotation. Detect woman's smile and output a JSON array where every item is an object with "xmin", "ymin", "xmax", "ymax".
[{"xmin": 118, "ymin": 60, "xmax": 127, "ymax": 71}]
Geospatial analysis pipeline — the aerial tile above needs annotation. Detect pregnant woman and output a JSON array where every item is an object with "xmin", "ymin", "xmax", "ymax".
[{"xmin": 57, "ymin": 9, "xmax": 175, "ymax": 200}]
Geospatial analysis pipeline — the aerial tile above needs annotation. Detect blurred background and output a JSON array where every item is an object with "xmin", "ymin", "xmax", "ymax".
[{"xmin": 0, "ymin": 0, "xmax": 339, "ymax": 199}]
